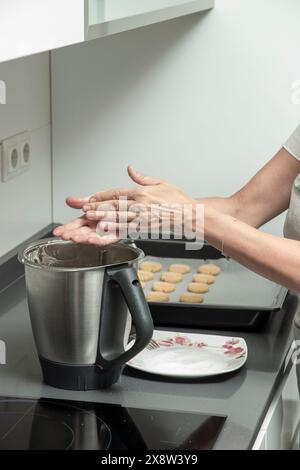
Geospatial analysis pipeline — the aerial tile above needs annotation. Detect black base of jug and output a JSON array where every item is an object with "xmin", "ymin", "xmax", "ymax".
[{"xmin": 39, "ymin": 356, "xmax": 122, "ymax": 391}]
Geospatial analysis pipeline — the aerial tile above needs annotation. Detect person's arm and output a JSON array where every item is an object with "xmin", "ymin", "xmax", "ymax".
[
  {"xmin": 53, "ymin": 150, "xmax": 300, "ymax": 292},
  {"xmin": 198, "ymin": 147, "xmax": 300, "ymax": 227},
  {"xmin": 203, "ymin": 206, "xmax": 300, "ymax": 293}
]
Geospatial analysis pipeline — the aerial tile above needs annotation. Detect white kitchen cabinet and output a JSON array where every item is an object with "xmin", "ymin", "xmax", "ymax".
[
  {"xmin": 0, "ymin": 1, "xmax": 84, "ymax": 63},
  {"xmin": 86, "ymin": 0, "xmax": 215, "ymax": 40},
  {"xmin": 253, "ymin": 430, "xmax": 267, "ymax": 450},
  {"xmin": 252, "ymin": 350, "xmax": 300, "ymax": 450},
  {"xmin": 0, "ymin": 0, "xmax": 214, "ymax": 64}
]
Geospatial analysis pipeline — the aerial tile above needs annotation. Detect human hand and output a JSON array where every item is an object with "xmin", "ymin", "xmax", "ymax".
[{"xmin": 53, "ymin": 166, "xmax": 197, "ymax": 245}]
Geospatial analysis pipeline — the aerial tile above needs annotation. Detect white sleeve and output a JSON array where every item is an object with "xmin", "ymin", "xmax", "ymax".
[{"xmin": 283, "ymin": 124, "xmax": 300, "ymax": 161}]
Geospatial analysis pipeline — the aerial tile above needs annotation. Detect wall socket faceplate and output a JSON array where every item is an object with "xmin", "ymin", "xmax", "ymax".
[{"xmin": 1, "ymin": 131, "xmax": 31, "ymax": 182}]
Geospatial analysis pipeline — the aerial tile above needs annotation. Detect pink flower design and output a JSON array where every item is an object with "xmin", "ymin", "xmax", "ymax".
[
  {"xmin": 157, "ymin": 335, "xmax": 196, "ymax": 348},
  {"xmin": 155, "ymin": 336, "xmax": 244, "ymax": 356},
  {"xmin": 223, "ymin": 344, "xmax": 233, "ymax": 350},
  {"xmin": 175, "ymin": 336, "xmax": 192, "ymax": 346},
  {"xmin": 158, "ymin": 338, "xmax": 174, "ymax": 347},
  {"xmin": 225, "ymin": 339, "xmax": 240, "ymax": 346},
  {"xmin": 222, "ymin": 339, "xmax": 240, "ymax": 350},
  {"xmin": 224, "ymin": 347, "xmax": 244, "ymax": 356}
]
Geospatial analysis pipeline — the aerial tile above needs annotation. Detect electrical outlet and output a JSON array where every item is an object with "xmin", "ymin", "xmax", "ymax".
[
  {"xmin": 18, "ymin": 131, "xmax": 31, "ymax": 170},
  {"xmin": 1, "ymin": 131, "xmax": 31, "ymax": 182},
  {"xmin": 1, "ymin": 135, "xmax": 20, "ymax": 182}
]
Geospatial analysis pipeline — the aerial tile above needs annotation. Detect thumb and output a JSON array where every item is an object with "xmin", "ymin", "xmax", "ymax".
[
  {"xmin": 128, "ymin": 165, "xmax": 162, "ymax": 186},
  {"xmin": 66, "ymin": 195, "xmax": 92, "ymax": 209}
]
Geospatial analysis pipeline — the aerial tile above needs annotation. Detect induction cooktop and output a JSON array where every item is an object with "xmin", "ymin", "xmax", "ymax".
[{"xmin": 0, "ymin": 397, "xmax": 226, "ymax": 450}]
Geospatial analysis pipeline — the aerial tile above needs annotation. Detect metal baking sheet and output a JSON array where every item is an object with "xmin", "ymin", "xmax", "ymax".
[{"xmin": 140, "ymin": 256, "xmax": 288, "ymax": 311}]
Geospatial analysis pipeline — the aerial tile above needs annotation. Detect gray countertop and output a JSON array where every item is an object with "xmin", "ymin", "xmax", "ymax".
[{"xmin": 0, "ymin": 277, "xmax": 298, "ymax": 450}]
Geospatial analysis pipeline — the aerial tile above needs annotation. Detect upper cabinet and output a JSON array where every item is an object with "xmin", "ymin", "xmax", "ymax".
[
  {"xmin": 86, "ymin": 0, "xmax": 214, "ymax": 40},
  {"xmin": 0, "ymin": 0, "xmax": 214, "ymax": 64},
  {"xmin": 0, "ymin": 0, "xmax": 84, "ymax": 64}
]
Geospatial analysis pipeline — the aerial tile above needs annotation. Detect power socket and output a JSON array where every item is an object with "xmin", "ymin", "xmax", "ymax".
[
  {"xmin": 1, "ymin": 131, "xmax": 31, "ymax": 182},
  {"xmin": 18, "ymin": 131, "xmax": 31, "ymax": 170}
]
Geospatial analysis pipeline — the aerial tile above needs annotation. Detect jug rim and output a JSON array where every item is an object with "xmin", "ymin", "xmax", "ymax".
[{"xmin": 18, "ymin": 238, "xmax": 144, "ymax": 272}]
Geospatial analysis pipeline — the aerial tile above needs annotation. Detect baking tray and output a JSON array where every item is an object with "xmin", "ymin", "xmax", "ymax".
[{"xmin": 134, "ymin": 239, "xmax": 289, "ymax": 330}]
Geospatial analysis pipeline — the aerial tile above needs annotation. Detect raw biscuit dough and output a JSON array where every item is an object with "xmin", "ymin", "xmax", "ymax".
[
  {"xmin": 138, "ymin": 270, "xmax": 154, "ymax": 282},
  {"xmin": 160, "ymin": 272, "xmax": 183, "ymax": 284},
  {"xmin": 140, "ymin": 261, "xmax": 162, "ymax": 273},
  {"xmin": 168, "ymin": 263, "xmax": 191, "ymax": 274},
  {"xmin": 188, "ymin": 282, "xmax": 209, "ymax": 294},
  {"xmin": 192, "ymin": 273, "xmax": 215, "ymax": 285},
  {"xmin": 198, "ymin": 264, "xmax": 221, "ymax": 276},
  {"xmin": 152, "ymin": 282, "xmax": 176, "ymax": 293},
  {"xmin": 180, "ymin": 293, "xmax": 204, "ymax": 304},
  {"xmin": 147, "ymin": 291, "xmax": 170, "ymax": 303}
]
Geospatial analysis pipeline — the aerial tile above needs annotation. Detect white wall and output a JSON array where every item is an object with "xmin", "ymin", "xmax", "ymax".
[
  {"xmin": 0, "ymin": 53, "xmax": 52, "ymax": 258},
  {"xmin": 52, "ymin": 0, "xmax": 300, "ymax": 235}
]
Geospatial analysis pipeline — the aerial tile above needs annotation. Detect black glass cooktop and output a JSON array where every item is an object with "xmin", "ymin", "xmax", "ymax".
[{"xmin": 0, "ymin": 398, "xmax": 226, "ymax": 450}]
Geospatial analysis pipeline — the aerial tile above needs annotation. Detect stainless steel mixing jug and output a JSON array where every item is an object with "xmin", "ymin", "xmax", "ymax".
[{"xmin": 19, "ymin": 238, "xmax": 153, "ymax": 390}]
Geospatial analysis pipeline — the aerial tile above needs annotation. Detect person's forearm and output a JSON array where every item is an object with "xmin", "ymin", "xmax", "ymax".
[
  {"xmin": 198, "ymin": 196, "xmax": 241, "ymax": 219},
  {"xmin": 199, "ymin": 193, "xmax": 265, "ymax": 228},
  {"xmin": 201, "ymin": 205, "xmax": 300, "ymax": 293},
  {"xmin": 199, "ymin": 149, "xmax": 300, "ymax": 229}
]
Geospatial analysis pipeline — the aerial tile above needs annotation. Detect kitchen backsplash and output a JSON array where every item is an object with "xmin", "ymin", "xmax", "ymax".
[
  {"xmin": 51, "ymin": 0, "xmax": 300, "ymax": 235},
  {"xmin": 0, "ymin": 53, "xmax": 52, "ymax": 259}
]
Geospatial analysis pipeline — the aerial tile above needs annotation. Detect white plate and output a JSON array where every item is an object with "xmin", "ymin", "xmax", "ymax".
[{"xmin": 126, "ymin": 330, "xmax": 247, "ymax": 378}]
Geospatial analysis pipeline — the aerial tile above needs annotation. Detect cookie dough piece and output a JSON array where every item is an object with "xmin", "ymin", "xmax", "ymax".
[
  {"xmin": 188, "ymin": 282, "xmax": 209, "ymax": 294},
  {"xmin": 168, "ymin": 263, "xmax": 191, "ymax": 274},
  {"xmin": 138, "ymin": 270, "xmax": 154, "ymax": 282},
  {"xmin": 152, "ymin": 282, "xmax": 176, "ymax": 293},
  {"xmin": 140, "ymin": 261, "xmax": 162, "ymax": 273},
  {"xmin": 160, "ymin": 272, "xmax": 183, "ymax": 284},
  {"xmin": 180, "ymin": 293, "xmax": 204, "ymax": 304},
  {"xmin": 147, "ymin": 291, "xmax": 170, "ymax": 303},
  {"xmin": 198, "ymin": 264, "xmax": 221, "ymax": 276},
  {"xmin": 192, "ymin": 273, "xmax": 215, "ymax": 285}
]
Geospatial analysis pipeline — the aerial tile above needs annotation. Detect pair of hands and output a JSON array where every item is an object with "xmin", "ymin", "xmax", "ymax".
[{"xmin": 53, "ymin": 166, "xmax": 197, "ymax": 246}]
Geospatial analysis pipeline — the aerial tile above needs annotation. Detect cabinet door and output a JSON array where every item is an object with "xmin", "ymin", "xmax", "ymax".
[
  {"xmin": 265, "ymin": 365, "xmax": 300, "ymax": 449},
  {"xmin": 0, "ymin": 0, "xmax": 85, "ymax": 64},
  {"xmin": 252, "ymin": 429, "xmax": 267, "ymax": 450},
  {"xmin": 253, "ymin": 362, "xmax": 300, "ymax": 450},
  {"xmin": 0, "ymin": 1, "xmax": 214, "ymax": 64},
  {"xmin": 281, "ymin": 364, "xmax": 300, "ymax": 449},
  {"xmin": 102, "ymin": 0, "xmax": 205, "ymax": 21},
  {"xmin": 86, "ymin": 0, "xmax": 214, "ymax": 40}
]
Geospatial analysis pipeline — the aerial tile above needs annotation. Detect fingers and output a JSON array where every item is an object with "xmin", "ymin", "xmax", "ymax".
[
  {"xmin": 127, "ymin": 165, "xmax": 162, "ymax": 186},
  {"xmin": 89, "ymin": 188, "xmax": 138, "ymax": 204},
  {"xmin": 83, "ymin": 199, "xmax": 136, "ymax": 212},
  {"xmin": 86, "ymin": 233, "xmax": 120, "ymax": 246},
  {"xmin": 66, "ymin": 196, "xmax": 92, "ymax": 209},
  {"xmin": 85, "ymin": 210, "xmax": 138, "ymax": 223},
  {"xmin": 62, "ymin": 226, "xmax": 94, "ymax": 243},
  {"xmin": 53, "ymin": 217, "xmax": 88, "ymax": 237},
  {"xmin": 54, "ymin": 217, "xmax": 123, "ymax": 246},
  {"xmin": 59, "ymin": 225, "xmax": 94, "ymax": 242},
  {"xmin": 55, "ymin": 221, "xmax": 120, "ymax": 246},
  {"xmin": 96, "ymin": 221, "xmax": 129, "ymax": 235}
]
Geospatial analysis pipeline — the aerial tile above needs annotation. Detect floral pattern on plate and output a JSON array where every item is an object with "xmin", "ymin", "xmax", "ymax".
[
  {"xmin": 127, "ymin": 331, "xmax": 248, "ymax": 378},
  {"xmin": 156, "ymin": 335, "xmax": 246, "ymax": 359}
]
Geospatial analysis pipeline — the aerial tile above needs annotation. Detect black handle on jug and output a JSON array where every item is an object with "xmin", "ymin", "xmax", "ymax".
[{"xmin": 97, "ymin": 265, "xmax": 153, "ymax": 369}]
